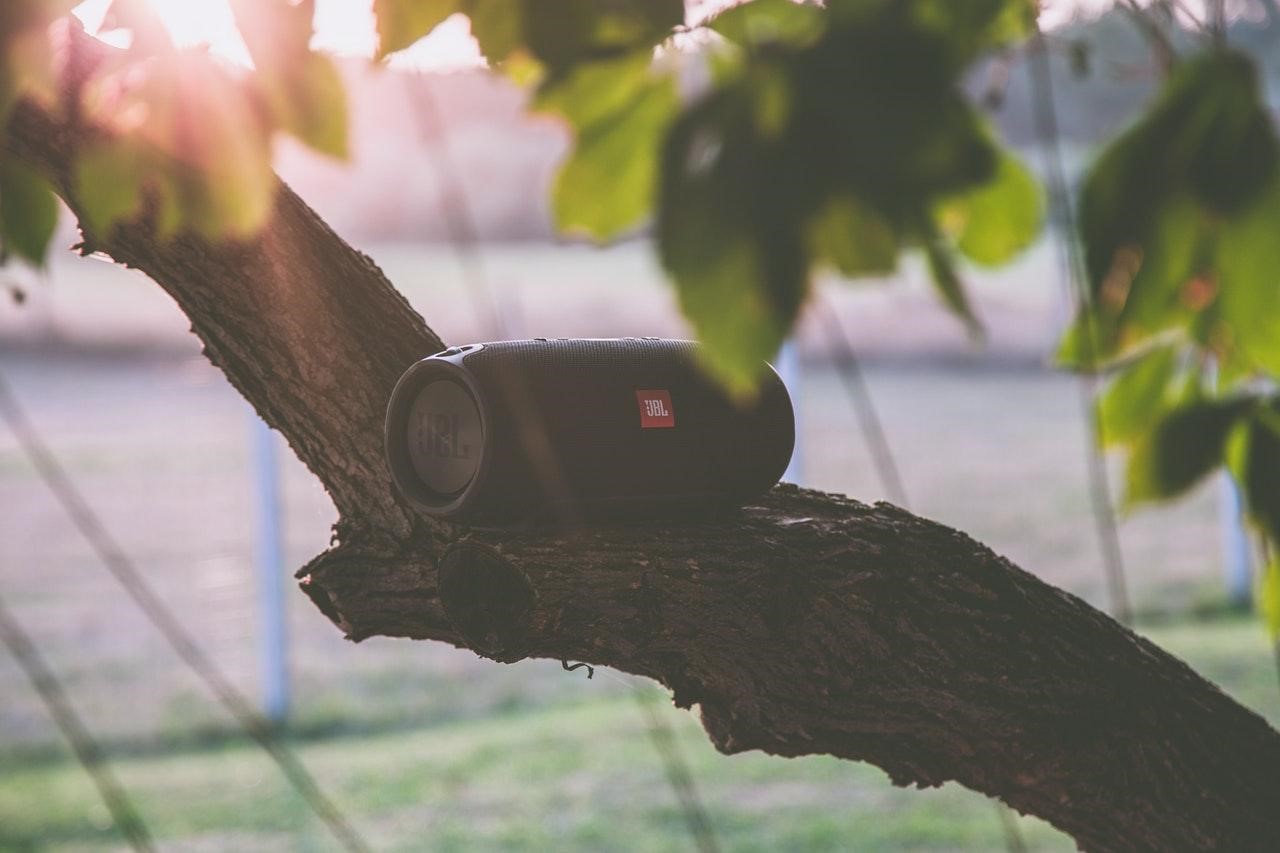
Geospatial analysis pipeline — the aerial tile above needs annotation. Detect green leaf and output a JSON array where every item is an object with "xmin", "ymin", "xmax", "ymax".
[
  {"xmin": 78, "ymin": 51, "xmax": 276, "ymax": 240},
  {"xmin": 1240, "ymin": 402, "xmax": 1280, "ymax": 637},
  {"xmin": 1081, "ymin": 51, "xmax": 1277, "ymax": 280},
  {"xmin": 780, "ymin": 11, "xmax": 1000, "ymax": 235},
  {"xmin": 909, "ymin": 0, "xmax": 1035, "ymax": 66},
  {"xmin": 533, "ymin": 52, "xmax": 652, "ymax": 130},
  {"xmin": 1213, "ymin": 177, "xmax": 1280, "ymax": 378},
  {"xmin": 652, "ymin": 0, "xmax": 1048, "ymax": 385},
  {"xmin": 231, "ymin": 0, "xmax": 348, "ymax": 158},
  {"xmin": 551, "ymin": 73, "xmax": 677, "ymax": 240},
  {"xmin": 0, "ymin": 0, "xmax": 71, "ymax": 122},
  {"xmin": 807, "ymin": 194, "xmax": 897, "ymax": 277},
  {"xmin": 522, "ymin": 0, "xmax": 682, "ymax": 71},
  {"xmin": 269, "ymin": 52, "xmax": 349, "ymax": 158},
  {"xmin": 536, "ymin": 53, "xmax": 677, "ymax": 240},
  {"xmin": 923, "ymin": 240, "xmax": 981, "ymax": 337},
  {"xmin": 1073, "ymin": 51, "xmax": 1280, "ymax": 366},
  {"xmin": 745, "ymin": 65, "xmax": 792, "ymax": 138},
  {"xmin": 158, "ymin": 57, "xmax": 276, "ymax": 238},
  {"xmin": 467, "ymin": 0, "xmax": 521, "ymax": 63},
  {"xmin": 1114, "ymin": 198, "xmax": 1206, "ymax": 336},
  {"xmin": 1126, "ymin": 396, "xmax": 1254, "ymax": 506},
  {"xmin": 658, "ymin": 90, "xmax": 806, "ymax": 394},
  {"xmin": 709, "ymin": 0, "xmax": 825, "ymax": 48},
  {"xmin": 945, "ymin": 150, "xmax": 1042, "ymax": 267},
  {"xmin": 1053, "ymin": 313, "xmax": 1092, "ymax": 370},
  {"xmin": 1066, "ymin": 194, "xmax": 1205, "ymax": 369},
  {"xmin": 74, "ymin": 141, "xmax": 148, "ymax": 235},
  {"xmin": 177, "ymin": 159, "xmax": 275, "ymax": 241},
  {"xmin": 1258, "ymin": 560, "xmax": 1280, "ymax": 639},
  {"xmin": 0, "ymin": 158, "xmax": 57, "ymax": 265},
  {"xmin": 374, "ymin": 0, "xmax": 460, "ymax": 59},
  {"xmin": 1096, "ymin": 344, "xmax": 1180, "ymax": 447},
  {"xmin": 1238, "ymin": 403, "xmax": 1280, "ymax": 541}
]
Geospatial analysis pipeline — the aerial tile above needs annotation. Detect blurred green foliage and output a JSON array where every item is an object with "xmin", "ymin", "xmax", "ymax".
[
  {"xmin": 0, "ymin": 155, "xmax": 56, "ymax": 263},
  {"xmin": 0, "ymin": 0, "xmax": 74, "ymax": 266},
  {"xmin": 655, "ymin": 0, "xmax": 1042, "ymax": 390},
  {"xmin": 1, "ymin": 0, "xmax": 1279, "ymax": 624},
  {"xmin": 1061, "ymin": 48, "xmax": 1280, "ymax": 631},
  {"xmin": 231, "ymin": 0, "xmax": 349, "ymax": 160},
  {"xmin": 533, "ymin": 53, "xmax": 678, "ymax": 240}
]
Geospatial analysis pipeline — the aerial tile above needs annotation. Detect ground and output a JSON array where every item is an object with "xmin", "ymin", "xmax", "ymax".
[{"xmin": 1, "ymin": 240, "xmax": 1276, "ymax": 851}]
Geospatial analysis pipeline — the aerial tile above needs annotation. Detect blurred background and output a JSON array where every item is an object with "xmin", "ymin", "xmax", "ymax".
[{"xmin": 2, "ymin": 2, "xmax": 1280, "ymax": 851}]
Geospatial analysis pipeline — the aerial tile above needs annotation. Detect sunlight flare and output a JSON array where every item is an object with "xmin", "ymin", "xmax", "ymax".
[{"xmin": 73, "ymin": 0, "xmax": 483, "ymax": 69}]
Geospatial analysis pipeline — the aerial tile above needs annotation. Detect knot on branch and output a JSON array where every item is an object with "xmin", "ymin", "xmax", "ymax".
[{"xmin": 438, "ymin": 541, "xmax": 535, "ymax": 663}]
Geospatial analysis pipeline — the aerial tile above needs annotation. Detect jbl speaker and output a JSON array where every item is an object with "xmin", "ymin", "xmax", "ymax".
[{"xmin": 384, "ymin": 338, "xmax": 794, "ymax": 523}]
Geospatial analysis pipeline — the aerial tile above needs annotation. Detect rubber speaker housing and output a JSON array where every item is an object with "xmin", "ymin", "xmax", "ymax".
[{"xmin": 384, "ymin": 338, "xmax": 795, "ymax": 524}]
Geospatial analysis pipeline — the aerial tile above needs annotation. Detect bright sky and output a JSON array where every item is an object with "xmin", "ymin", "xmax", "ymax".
[
  {"xmin": 70, "ymin": 0, "xmax": 1120, "ymax": 71},
  {"xmin": 72, "ymin": 0, "xmax": 484, "ymax": 69}
]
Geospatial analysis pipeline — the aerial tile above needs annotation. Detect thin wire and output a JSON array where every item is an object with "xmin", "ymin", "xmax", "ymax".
[
  {"xmin": 404, "ymin": 74, "xmax": 585, "ymax": 525},
  {"xmin": 401, "ymin": 73, "xmax": 503, "ymax": 338},
  {"xmin": 1028, "ymin": 24, "xmax": 1133, "ymax": 626},
  {"xmin": 0, "ymin": 375, "xmax": 369, "ymax": 853},
  {"xmin": 816, "ymin": 297, "xmax": 909, "ymax": 506},
  {"xmin": 995, "ymin": 800, "xmax": 1029, "ymax": 853},
  {"xmin": 0, "ymin": 593, "xmax": 155, "ymax": 851},
  {"xmin": 1168, "ymin": 0, "xmax": 1209, "ymax": 32},
  {"xmin": 403, "ymin": 74, "xmax": 722, "ymax": 853},
  {"xmin": 1211, "ymin": 0, "xmax": 1228, "ymax": 42},
  {"xmin": 632, "ymin": 686, "xmax": 721, "ymax": 853},
  {"xmin": 1120, "ymin": 0, "xmax": 1177, "ymax": 73},
  {"xmin": 815, "ymin": 297, "xmax": 1026, "ymax": 852},
  {"xmin": 588, "ymin": 668, "xmax": 719, "ymax": 852}
]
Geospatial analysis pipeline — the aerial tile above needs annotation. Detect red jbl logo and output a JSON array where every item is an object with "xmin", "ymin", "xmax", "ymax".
[{"xmin": 636, "ymin": 389, "xmax": 675, "ymax": 428}]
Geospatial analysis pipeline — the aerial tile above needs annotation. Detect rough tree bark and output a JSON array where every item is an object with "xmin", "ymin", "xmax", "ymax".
[{"xmin": 7, "ymin": 36, "xmax": 1280, "ymax": 852}]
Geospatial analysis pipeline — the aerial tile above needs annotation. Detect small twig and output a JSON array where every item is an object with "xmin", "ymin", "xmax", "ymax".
[
  {"xmin": 561, "ymin": 660, "xmax": 595, "ymax": 679},
  {"xmin": 980, "ymin": 50, "xmax": 1015, "ymax": 111},
  {"xmin": 1211, "ymin": 0, "xmax": 1228, "ymax": 43},
  {"xmin": 1120, "ymin": 0, "xmax": 1177, "ymax": 75},
  {"xmin": 1168, "ymin": 0, "xmax": 1208, "ymax": 32}
]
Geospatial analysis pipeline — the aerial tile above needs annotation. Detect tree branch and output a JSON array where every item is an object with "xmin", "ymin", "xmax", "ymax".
[
  {"xmin": 302, "ymin": 486, "xmax": 1280, "ymax": 851},
  {"xmin": 6, "ymin": 28, "xmax": 1280, "ymax": 850},
  {"xmin": 5, "ymin": 96, "xmax": 446, "ymax": 545}
]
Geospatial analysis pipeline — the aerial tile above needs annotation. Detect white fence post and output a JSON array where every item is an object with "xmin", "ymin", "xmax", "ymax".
[
  {"xmin": 1219, "ymin": 473, "xmax": 1254, "ymax": 608},
  {"xmin": 251, "ymin": 413, "xmax": 290, "ymax": 724}
]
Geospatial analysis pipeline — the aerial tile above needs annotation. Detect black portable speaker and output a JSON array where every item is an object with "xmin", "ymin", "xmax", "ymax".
[{"xmin": 384, "ymin": 338, "xmax": 794, "ymax": 523}]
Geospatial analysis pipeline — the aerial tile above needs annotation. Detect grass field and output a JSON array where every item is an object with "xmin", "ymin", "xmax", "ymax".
[
  {"xmin": 2, "ymin": 241, "xmax": 1277, "ymax": 851},
  {"xmin": 2, "ymin": 620, "xmax": 1276, "ymax": 852}
]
